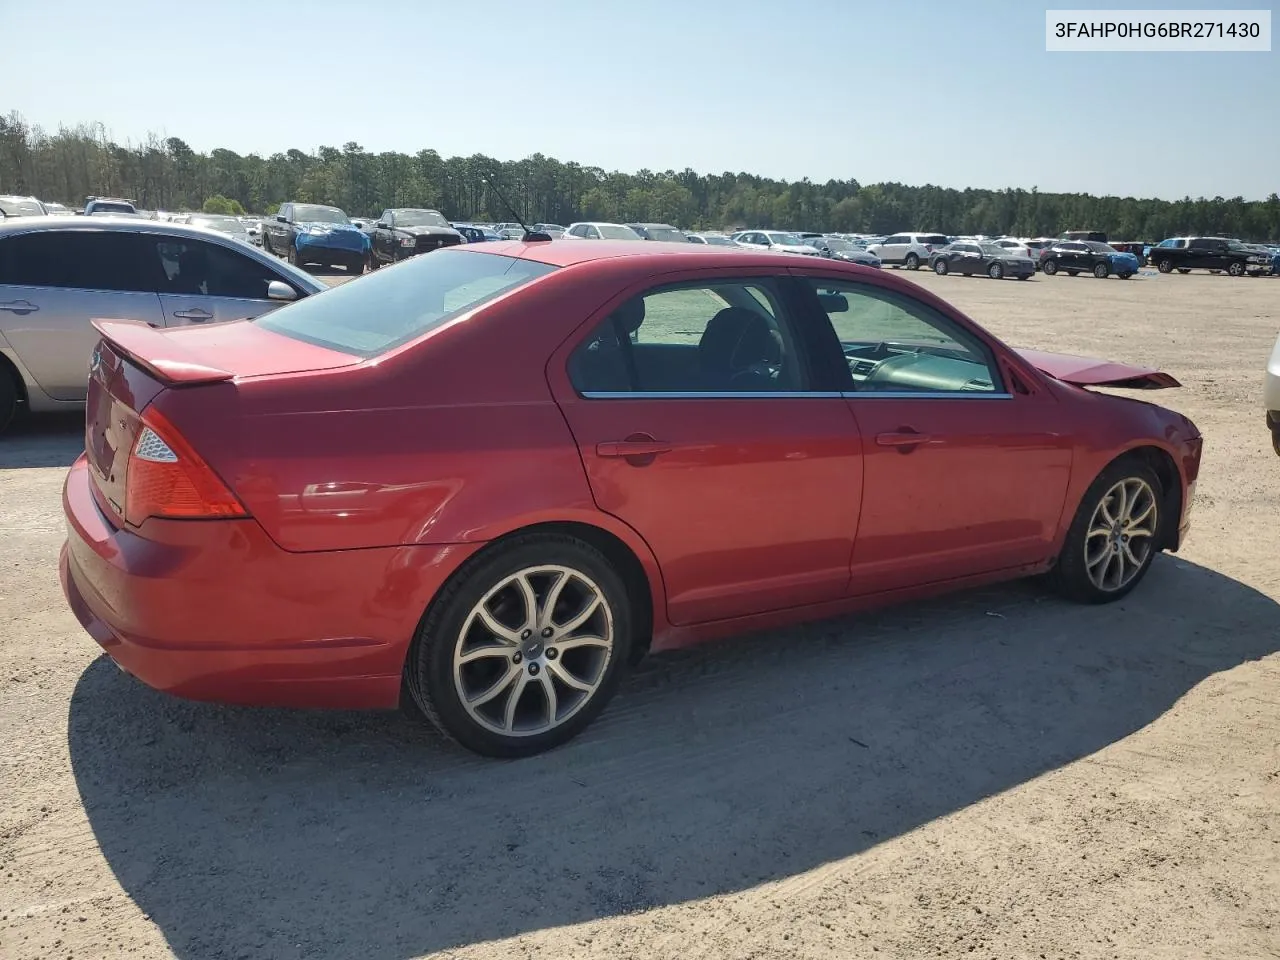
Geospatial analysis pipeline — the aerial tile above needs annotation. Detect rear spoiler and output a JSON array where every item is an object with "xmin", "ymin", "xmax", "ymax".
[{"xmin": 91, "ymin": 319, "xmax": 235, "ymax": 385}]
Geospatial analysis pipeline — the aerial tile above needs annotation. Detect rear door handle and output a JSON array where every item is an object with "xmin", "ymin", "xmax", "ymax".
[
  {"xmin": 172, "ymin": 308, "xmax": 213, "ymax": 322},
  {"xmin": 876, "ymin": 430, "xmax": 933, "ymax": 448},
  {"xmin": 0, "ymin": 300, "xmax": 38, "ymax": 315},
  {"xmin": 597, "ymin": 439, "xmax": 672, "ymax": 458}
]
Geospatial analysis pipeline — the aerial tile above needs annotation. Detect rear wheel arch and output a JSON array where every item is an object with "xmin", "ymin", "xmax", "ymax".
[{"xmin": 0, "ymin": 350, "xmax": 28, "ymax": 433}]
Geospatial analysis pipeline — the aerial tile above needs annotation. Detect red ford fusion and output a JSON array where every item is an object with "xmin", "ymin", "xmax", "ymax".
[{"xmin": 60, "ymin": 239, "xmax": 1202, "ymax": 757}]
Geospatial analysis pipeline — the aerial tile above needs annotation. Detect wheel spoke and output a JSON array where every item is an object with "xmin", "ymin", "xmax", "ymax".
[
  {"xmin": 1114, "ymin": 483, "xmax": 1129, "ymax": 523},
  {"xmin": 1105, "ymin": 549, "xmax": 1123, "ymax": 589},
  {"xmin": 503, "ymin": 672, "xmax": 531, "ymax": 731},
  {"xmin": 1086, "ymin": 524, "xmax": 1112, "ymax": 539},
  {"xmin": 514, "ymin": 574, "xmax": 539, "ymax": 633},
  {"xmin": 475, "ymin": 606, "xmax": 521, "ymax": 645},
  {"xmin": 554, "ymin": 635, "xmax": 611, "ymax": 653},
  {"xmin": 556, "ymin": 596, "xmax": 601, "ymax": 636},
  {"xmin": 538, "ymin": 571, "xmax": 571, "ymax": 631},
  {"xmin": 1122, "ymin": 541, "xmax": 1145, "ymax": 569},
  {"xmin": 538, "ymin": 672, "xmax": 558, "ymax": 726},
  {"xmin": 1125, "ymin": 526, "xmax": 1155, "ymax": 540},
  {"xmin": 548, "ymin": 660, "xmax": 594, "ymax": 693},
  {"xmin": 468, "ymin": 663, "xmax": 520, "ymax": 707},
  {"xmin": 458, "ymin": 644, "xmax": 513, "ymax": 665},
  {"xmin": 1096, "ymin": 498, "xmax": 1116, "ymax": 527},
  {"xmin": 1126, "ymin": 499, "xmax": 1155, "ymax": 530},
  {"xmin": 1086, "ymin": 542, "xmax": 1112, "ymax": 570}
]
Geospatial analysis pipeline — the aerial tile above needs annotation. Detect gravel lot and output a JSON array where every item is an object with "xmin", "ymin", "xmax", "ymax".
[{"xmin": 2, "ymin": 268, "xmax": 1278, "ymax": 960}]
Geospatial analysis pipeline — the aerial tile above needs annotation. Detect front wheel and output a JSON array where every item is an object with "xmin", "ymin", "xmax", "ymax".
[
  {"xmin": 261, "ymin": 232, "xmax": 273, "ymax": 256},
  {"xmin": 405, "ymin": 533, "xmax": 633, "ymax": 757},
  {"xmin": 1118, "ymin": 273, "xmax": 1132, "ymax": 280},
  {"xmin": 1177, "ymin": 268, "xmax": 1191, "ymax": 275},
  {"xmin": 366, "ymin": 251, "xmax": 380, "ymax": 271},
  {"xmin": 1042, "ymin": 259, "xmax": 1058, "ymax": 276},
  {"xmin": 347, "ymin": 257, "xmax": 364, "ymax": 275},
  {"xmin": 933, "ymin": 259, "xmax": 948, "ymax": 275},
  {"xmin": 905, "ymin": 252, "xmax": 920, "ymax": 270},
  {"xmin": 988, "ymin": 262, "xmax": 1004, "ymax": 280},
  {"xmin": 1227, "ymin": 261, "xmax": 1245, "ymax": 277},
  {"xmin": 0, "ymin": 369, "xmax": 19, "ymax": 435},
  {"xmin": 288, "ymin": 243, "xmax": 301, "ymax": 267},
  {"xmin": 1046, "ymin": 457, "xmax": 1163, "ymax": 604},
  {"xmin": 1066, "ymin": 270, "xmax": 1080, "ymax": 276},
  {"xmin": 1093, "ymin": 262, "xmax": 1109, "ymax": 279}
]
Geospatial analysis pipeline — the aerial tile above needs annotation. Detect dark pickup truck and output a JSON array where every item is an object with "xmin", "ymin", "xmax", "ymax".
[
  {"xmin": 368, "ymin": 208, "xmax": 463, "ymax": 268},
  {"xmin": 1149, "ymin": 236, "xmax": 1273, "ymax": 276}
]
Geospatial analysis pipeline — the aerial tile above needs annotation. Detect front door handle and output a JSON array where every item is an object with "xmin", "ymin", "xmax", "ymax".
[
  {"xmin": 597, "ymin": 439, "xmax": 672, "ymax": 458},
  {"xmin": 172, "ymin": 308, "xmax": 213, "ymax": 322},
  {"xmin": 876, "ymin": 430, "xmax": 933, "ymax": 449},
  {"xmin": 0, "ymin": 300, "xmax": 38, "ymax": 315}
]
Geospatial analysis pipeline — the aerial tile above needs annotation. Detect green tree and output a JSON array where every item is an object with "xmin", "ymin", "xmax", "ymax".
[{"xmin": 202, "ymin": 194, "xmax": 245, "ymax": 215}]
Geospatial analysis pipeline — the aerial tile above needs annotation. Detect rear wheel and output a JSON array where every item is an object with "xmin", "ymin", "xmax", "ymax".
[
  {"xmin": 1093, "ymin": 262, "xmax": 1109, "ymax": 279},
  {"xmin": 1017, "ymin": 273, "xmax": 1031, "ymax": 280},
  {"xmin": 988, "ymin": 262, "xmax": 1004, "ymax": 280},
  {"xmin": 1042, "ymin": 259, "xmax": 1058, "ymax": 276},
  {"xmin": 905, "ymin": 252, "xmax": 920, "ymax": 270},
  {"xmin": 1046, "ymin": 457, "xmax": 1163, "ymax": 604},
  {"xmin": 1066, "ymin": 270, "xmax": 1079, "ymax": 276},
  {"xmin": 933, "ymin": 259, "xmax": 948, "ymax": 275},
  {"xmin": 0, "ymin": 369, "xmax": 19, "ymax": 436},
  {"xmin": 1177, "ymin": 268, "xmax": 1191, "ymax": 275},
  {"xmin": 405, "ymin": 533, "xmax": 633, "ymax": 757},
  {"xmin": 1118, "ymin": 273, "xmax": 1132, "ymax": 279}
]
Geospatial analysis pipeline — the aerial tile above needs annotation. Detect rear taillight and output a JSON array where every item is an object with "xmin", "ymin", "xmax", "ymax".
[{"xmin": 125, "ymin": 408, "xmax": 247, "ymax": 525}]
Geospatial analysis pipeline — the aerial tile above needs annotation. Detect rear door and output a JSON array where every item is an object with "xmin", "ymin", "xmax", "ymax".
[
  {"xmin": 141, "ymin": 234, "xmax": 304, "ymax": 327},
  {"xmin": 549, "ymin": 270, "xmax": 864, "ymax": 625},
  {"xmin": 790, "ymin": 272, "xmax": 1073, "ymax": 594},
  {"xmin": 0, "ymin": 228, "xmax": 164, "ymax": 401}
]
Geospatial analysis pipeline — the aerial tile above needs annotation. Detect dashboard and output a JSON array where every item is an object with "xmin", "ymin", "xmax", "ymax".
[{"xmin": 844, "ymin": 341, "xmax": 997, "ymax": 393}]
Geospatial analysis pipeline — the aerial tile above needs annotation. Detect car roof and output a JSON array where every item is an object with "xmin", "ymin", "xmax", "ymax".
[{"xmin": 455, "ymin": 237, "xmax": 866, "ymax": 270}]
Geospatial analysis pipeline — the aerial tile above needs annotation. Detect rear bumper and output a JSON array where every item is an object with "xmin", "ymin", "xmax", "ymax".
[{"xmin": 59, "ymin": 456, "xmax": 477, "ymax": 710}]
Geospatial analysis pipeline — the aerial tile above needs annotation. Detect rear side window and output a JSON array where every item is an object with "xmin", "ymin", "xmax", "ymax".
[
  {"xmin": 0, "ymin": 230, "xmax": 147, "ymax": 291},
  {"xmin": 918, "ymin": 234, "xmax": 949, "ymax": 245},
  {"xmin": 255, "ymin": 249, "xmax": 555, "ymax": 357},
  {"xmin": 144, "ymin": 237, "xmax": 292, "ymax": 300}
]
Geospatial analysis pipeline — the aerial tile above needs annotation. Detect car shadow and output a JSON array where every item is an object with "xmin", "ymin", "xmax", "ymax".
[
  {"xmin": 0, "ymin": 412, "xmax": 84, "ymax": 468},
  {"xmin": 68, "ymin": 557, "xmax": 1278, "ymax": 959}
]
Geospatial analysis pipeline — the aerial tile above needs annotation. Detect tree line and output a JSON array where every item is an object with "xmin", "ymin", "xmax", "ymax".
[{"xmin": 2, "ymin": 111, "xmax": 1278, "ymax": 242}]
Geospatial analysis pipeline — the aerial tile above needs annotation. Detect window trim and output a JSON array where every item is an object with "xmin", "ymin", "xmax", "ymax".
[
  {"xmin": 565, "ymin": 274, "xmax": 825, "ymax": 399},
  {"xmin": 790, "ymin": 274, "xmax": 1010, "ymax": 398}
]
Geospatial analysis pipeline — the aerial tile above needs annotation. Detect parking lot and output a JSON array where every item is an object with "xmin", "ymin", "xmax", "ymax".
[{"xmin": 1, "ymin": 269, "xmax": 1277, "ymax": 959}]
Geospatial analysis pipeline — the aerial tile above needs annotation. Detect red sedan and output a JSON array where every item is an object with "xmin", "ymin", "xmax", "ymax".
[{"xmin": 60, "ymin": 240, "xmax": 1202, "ymax": 757}]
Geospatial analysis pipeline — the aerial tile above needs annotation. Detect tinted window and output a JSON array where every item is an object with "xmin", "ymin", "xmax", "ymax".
[
  {"xmin": 0, "ymin": 198, "xmax": 46, "ymax": 217},
  {"xmin": 567, "ymin": 279, "xmax": 807, "ymax": 394},
  {"xmin": 146, "ymin": 237, "xmax": 287, "ymax": 300},
  {"xmin": 807, "ymin": 279, "xmax": 1001, "ymax": 395},
  {"xmin": 918, "ymin": 234, "xmax": 949, "ymax": 245},
  {"xmin": 883, "ymin": 235, "xmax": 906, "ymax": 245},
  {"xmin": 256, "ymin": 249, "xmax": 555, "ymax": 357},
  {"xmin": 0, "ymin": 230, "xmax": 146, "ymax": 291},
  {"xmin": 292, "ymin": 204, "xmax": 349, "ymax": 224}
]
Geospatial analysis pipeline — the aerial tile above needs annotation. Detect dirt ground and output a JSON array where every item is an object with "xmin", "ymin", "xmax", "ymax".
[{"xmin": 2, "ymin": 268, "xmax": 1278, "ymax": 960}]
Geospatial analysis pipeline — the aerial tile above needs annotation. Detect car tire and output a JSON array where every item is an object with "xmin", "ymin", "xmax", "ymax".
[
  {"xmin": 405, "ymin": 533, "xmax": 633, "ymax": 758},
  {"xmin": 366, "ymin": 251, "xmax": 380, "ymax": 271},
  {"xmin": 1093, "ymin": 262, "xmax": 1109, "ymax": 279},
  {"xmin": 1017, "ymin": 273, "xmax": 1031, "ymax": 280},
  {"xmin": 1118, "ymin": 273, "xmax": 1132, "ymax": 279},
  {"xmin": 347, "ymin": 257, "xmax": 364, "ymax": 275},
  {"xmin": 1045, "ymin": 456, "xmax": 1164, "ymax": 605},
  {"xmin": 288, "ymin": 243, "xmax": 301, "ymax": 267},
  {"xmin": 988, "ymin": 262, "xmax": 1004, "ymax": 280},
  {"xmin": 1042, "ymin": 259, "xmax": 1058, "ymax": 276},
  {"xmin": 905, "ymin": 253, "xmax": 920, "ymax": 270},
  {"xmin": 261, "ymin": 232, "xmax": 273, "ymax": 256},
  {"xmin": 1227, "ymin": 261, "xmax": 1245, "ymax": 277},
  {"xmin": 0, "ymin": 369, "xmax": 19, "ymax": 435},
  {"xmin": 933, "ymin": 259, "xmax": 948, "ymax": 275},
  {"xmin": 1066, "ymin": 270, "xmax": 1080, "ymax": 276},
  {"xmin": 1177, "ymin": 268, "xmax": 1191, "ymax": 275},
  {"xmin": 1157, "ymin": 259, "xmax": 1173, "ymax": 273}
]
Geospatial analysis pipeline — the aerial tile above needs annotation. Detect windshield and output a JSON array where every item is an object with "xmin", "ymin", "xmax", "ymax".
[
  {"xmin": 980, "ymin": 243, "xmax": 1010, "ymax": 256},
  {"xmin": 703, "ymin": 235, "xmax": 736, "ymax": 246},
  {"xmin": 767, "ymin": 233, "xmax": 805, "ymax": 245},
  {"xmin": 1086, "ymin": 241, "xmax": 1118, "ymax": 253},
  {"xmin": 1227, "ymin": 241, "xmax": 1252, "ymax": 252},
  {"xmin": 89, "ymin": 202, "xmax": 134, "ymax": 214},
  {"xmin": 644, "ymin": 227, "xmax": 686, "ymax": 242},
  {"xmin": 0, "ymin": 198, "xmax": 46, "ymax": 217},
  {"xmin": 293, "ymin": 204, "xmax": 350, "ymax": 224},
  {"xmin": 256, "ymin": 250, "xmax": 556, "ymax": 357},
  {"xmin": 192, "ymin": 217, "xmax": 249, "ymax": 235},
  {"xmin": 822, "ymin": 238, "xmax": 855, "ymax": 252},
  {"xmin": 599, "ymin": 224, "xmax": 642, "ymax": 240},
  {"xmin": 391, "ymin": 209, "xmax": 449, "ymax": 227}
]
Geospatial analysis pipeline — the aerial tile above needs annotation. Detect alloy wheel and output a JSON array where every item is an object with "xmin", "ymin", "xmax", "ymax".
[
  {"xmin": 452, "ymin": 565, "xmax": 614, "ymax": 737},
  {"xmin": 1084, "ymin": 478, "xmax": 1159, "ymax": 592}
]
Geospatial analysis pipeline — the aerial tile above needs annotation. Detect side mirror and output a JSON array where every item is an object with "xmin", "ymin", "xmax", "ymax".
[
  {"xmin": 275, "ymin": 215, "xmax": 286, "ymax": 223},
  {"xmin": 375, "ymin": 221, "xmax": 388, "ymax": 229},
  {"xmin": 267, "ymin": 280, "xmax": 297, "ymax": 302}
]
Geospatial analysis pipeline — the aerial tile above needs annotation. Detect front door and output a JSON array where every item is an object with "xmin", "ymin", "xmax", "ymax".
[
  {"xmin": 0, "ymin": 229, "xmax": 164, "ymax": 401},
  {"xmin": 551, "ymin": 273, "xmax": 863, "ymax": 625},
  {"xmin": 140, "ymin": 235, "xmax": 299, "ymax": 327},
  {"xmin": 792, "ymin": 274, "xmax": 1074, "ymax": 595}
]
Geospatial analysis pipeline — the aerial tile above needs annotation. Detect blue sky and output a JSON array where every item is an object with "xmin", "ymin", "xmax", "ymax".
[{"xmin": 3, "ymin": 0, "xmax": 1276, "ymax": 200}]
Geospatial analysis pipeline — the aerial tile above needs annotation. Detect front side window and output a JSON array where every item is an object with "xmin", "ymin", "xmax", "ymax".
[
  {"xmin": 806, "ymin": 279, "xmax": 1002, "ymax": 395},
  {"xmin": 148, "ymin": 238, "xmax": 288, "ymax": 300},
  {"xmin": 0, "ymin": 230, "xmax": 146, "ymax": 291},
  {"xmin": 256, "ymin": 249, "xmax": 555, "ymax": 356},
  {"xmin": 567, "ymin": 278, "xmax": 808, "ymax": 395}
]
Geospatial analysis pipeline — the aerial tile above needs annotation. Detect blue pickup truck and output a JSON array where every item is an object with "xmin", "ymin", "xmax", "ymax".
[{"xmin": 262, "ymin": 202, "xmax": 370, "ymax": 274}]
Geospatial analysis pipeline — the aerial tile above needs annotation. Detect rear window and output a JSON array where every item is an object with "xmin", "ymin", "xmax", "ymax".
[
  {"xmin": 255, "ymin": 249, "xmax": 556, "ymax": 357},
  {"xmin": 918, "ymin": 235, "xmax": 949, "ymax": 245}
]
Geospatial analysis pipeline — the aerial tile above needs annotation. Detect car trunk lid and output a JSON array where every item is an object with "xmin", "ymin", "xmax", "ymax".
[
  {"xmin": 84, "ymin": 318, "xmax": 361, "ymax": 525},
  {"xmin": 1015, "ymin": 348, "xmax": 1180, "ymax": 389}
]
